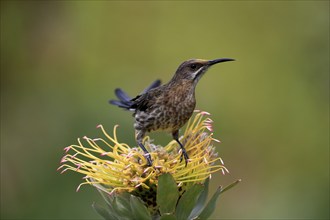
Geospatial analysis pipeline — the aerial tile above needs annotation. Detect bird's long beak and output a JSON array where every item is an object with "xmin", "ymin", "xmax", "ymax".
[{"xmin": 208, "ymin": 58, "xmax": 235, "ymax": 66}]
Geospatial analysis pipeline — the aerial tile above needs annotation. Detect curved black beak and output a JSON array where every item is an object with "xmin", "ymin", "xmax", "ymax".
[{"xmin": 208, "ymin": 58, "xmax": 235, "ymax": 66}]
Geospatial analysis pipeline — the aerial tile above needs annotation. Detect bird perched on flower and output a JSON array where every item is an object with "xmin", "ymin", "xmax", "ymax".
[{"xmin": 110, "ymin": 58, "xmax": 234, "ymax": 166}]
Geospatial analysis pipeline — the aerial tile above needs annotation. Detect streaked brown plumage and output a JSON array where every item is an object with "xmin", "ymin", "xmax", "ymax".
[{"xmin": 110, "ymin": 58, "xmax": 234, "ymax": 166}]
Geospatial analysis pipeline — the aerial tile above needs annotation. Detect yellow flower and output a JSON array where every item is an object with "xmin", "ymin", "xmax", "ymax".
[{"xmin": 58, "ymin": 110, "xmax": 228, "ymax": 195}]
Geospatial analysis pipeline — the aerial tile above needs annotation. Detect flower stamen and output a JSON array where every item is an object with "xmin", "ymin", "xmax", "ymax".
[{"xmin": 59, "ymin": 112, "xmax": 228, "ymax": 195}]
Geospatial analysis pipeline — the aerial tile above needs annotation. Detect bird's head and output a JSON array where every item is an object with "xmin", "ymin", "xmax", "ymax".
[{"xmin": 171, "ymin": 58, "xmax": 235, "ymax": 85}]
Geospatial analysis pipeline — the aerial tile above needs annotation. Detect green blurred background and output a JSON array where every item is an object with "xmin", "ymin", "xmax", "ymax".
[{"xmin": 1, "ymin": 1, "xmax": 329, "ymax": 219}]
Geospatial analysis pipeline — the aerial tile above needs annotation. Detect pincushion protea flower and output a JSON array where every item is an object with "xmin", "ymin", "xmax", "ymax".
[{"xmin": 58, "ymin": 111, "xmax": 240, "ymax": 219}]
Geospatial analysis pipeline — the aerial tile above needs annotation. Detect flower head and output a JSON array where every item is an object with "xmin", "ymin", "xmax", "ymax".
[{"xmin": 58, "ymin": 111, "xmax": 228, "ymax": 213}]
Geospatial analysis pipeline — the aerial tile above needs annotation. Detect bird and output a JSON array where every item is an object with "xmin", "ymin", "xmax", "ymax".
[{"xmin": 109, "ymin": 58, "xmax": 234, "ymax": 166}]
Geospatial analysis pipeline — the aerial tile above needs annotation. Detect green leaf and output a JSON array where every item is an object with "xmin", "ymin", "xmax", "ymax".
[
  {"xmin": 130, "ymin": 195, "xmax": 152, "ymax": 220},
  {"xmin": 175, "ymin": 184, "xmax": 204, "ymax": 220},
  {"xmin": 96, "ymin": 189, "xmax": 114, "ymax": 207},
  {"xmin": 92, "ymin": 202, "xmax": 117, "ymax": 220},
  {"xmin": 100, "ymin": 194, "xmax": 121, "ymax": 219},
  {"xmin": 189, "ymin": 178, "xmax": 210, "ymax": 219},
  {"xmin": 197, "ymin": 186, "xmax": 222, "ymax": 220},
  {"xmin": 157, "ymin": 173, "xmax": 179, "ymax": 215},
  {"xmin": 197, "ymin": 179, "xmax": 241, "ymax": 219},
  {"xmin": 113, "ymin": 196, "xmax": 134, "ymax": 220},
  {"xmin": 220, "ymin": 179, "xmax": 241, "ymax": 194},
  {"xmin": 160, "ymin": 214, "xmax": 177, "ymax": 220}
]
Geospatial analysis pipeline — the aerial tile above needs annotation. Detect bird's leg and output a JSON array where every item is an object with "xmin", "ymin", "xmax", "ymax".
[
  {"xmin": 172, "ymin": 130, "xmax": 189, "ymax": 166},
  {"xmin": 138, "ymin": 143, "xmax": 152, "ymax": 166},
  {"xmin": 136, "ymin": 130, "xmax": 153, "ymax": 166}
]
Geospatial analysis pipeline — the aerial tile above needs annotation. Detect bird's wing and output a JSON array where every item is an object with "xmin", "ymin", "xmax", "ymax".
[{"xmin": 131, "ymin": 87, "xmax": 163, "ymax": 112}]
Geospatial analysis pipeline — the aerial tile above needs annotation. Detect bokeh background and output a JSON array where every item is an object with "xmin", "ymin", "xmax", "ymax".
[{"xmin": 1, "ymin": 1, "xmax": 329, "ymax": 219}]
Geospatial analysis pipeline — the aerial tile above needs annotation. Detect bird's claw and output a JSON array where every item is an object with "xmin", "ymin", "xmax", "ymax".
[
  {"xmin": 180, "ymin": 149, "xmax": 189, "ymax": 167},
  {"xmin": 144, "ymin": 154, "xmax": 153, "ymax": 166},
  {"xmin": 138, "ymin": 143, "xmax": 153, "ymax": 166}
]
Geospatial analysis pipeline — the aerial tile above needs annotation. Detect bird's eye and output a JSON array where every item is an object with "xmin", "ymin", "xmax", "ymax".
[{"xmin": 190, "ymin": 64, "xmax": 197, "ymax": 70}]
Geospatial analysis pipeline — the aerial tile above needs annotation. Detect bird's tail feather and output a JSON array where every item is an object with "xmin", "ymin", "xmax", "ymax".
[
  {"xmin": 141, "ymin": 79, "xmax": 161, "ymax": 94},
  {"xmin": 114, "ymin": 88, "xmax": 131, "ymax": 103},
  {"xmin": 109, "ymin": 88, "xmax": 133, "ymax": 110},
  {"xmin": 109, "ymin": 79, "xmax": 161, "ymax": 110}
]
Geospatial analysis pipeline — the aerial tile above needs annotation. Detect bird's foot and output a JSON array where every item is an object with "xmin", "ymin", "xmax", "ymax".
[
  {"xmin": 180, "ymin": 149, "xmax": 189, "ymax": 167},
  {"xmin": 138, "ymin": 142, "xmax": 153, "ymax": 166},
  {"xmin": 144, "ymin": 153, "xmax": 153, "ymax": 166}
]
